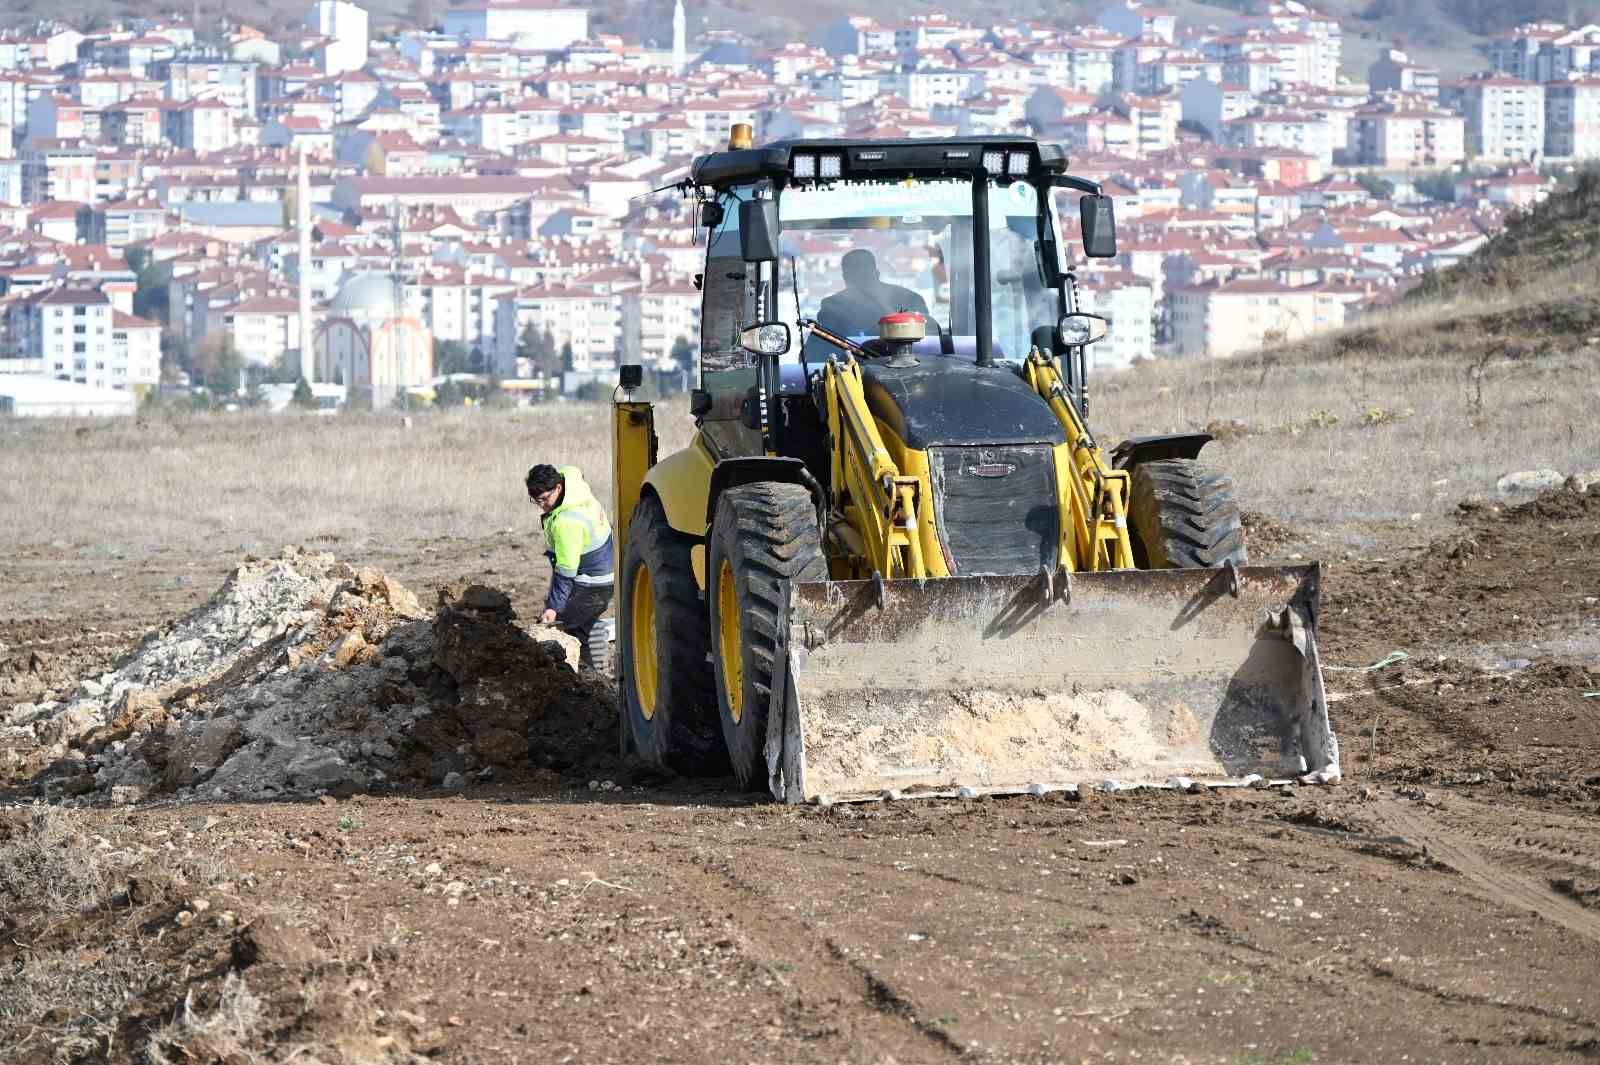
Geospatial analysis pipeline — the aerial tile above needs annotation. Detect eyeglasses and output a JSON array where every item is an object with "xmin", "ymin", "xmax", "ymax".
[{"xmin": 530, "ymin": 488, "xmax": 559, "ymax": 506}]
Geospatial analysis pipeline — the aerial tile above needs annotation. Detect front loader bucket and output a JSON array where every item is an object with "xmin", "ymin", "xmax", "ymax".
[{"xmin": 765, "ymin": 565, "xmax": 1338, "ymax": 804}]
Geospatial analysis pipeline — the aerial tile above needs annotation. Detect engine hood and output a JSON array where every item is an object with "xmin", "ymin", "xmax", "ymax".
[{"xmin": 858, "ymin": 354, "xmax": 1065, "ymax": 450}]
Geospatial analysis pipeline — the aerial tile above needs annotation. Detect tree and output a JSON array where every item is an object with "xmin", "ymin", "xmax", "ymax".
[
  {"xmin": 1412, "ymin": 170, "xmax": 1458, "ymax": 204},
  {"xmin": 243, "ymin": 377, "xmax": 268, "ymax": 409},
  {"xmin": 518, "ymin": 322, "xmax": 562, "ymax": 399},
  {"xmin": 434, "ymin": 339, "xmax": 470, "ymax": 375},
  {"xmin": 406, "ymin": 0, "xmax": 435, "ymax": 29},
  {"xmin": 196, "ymin": 334, "xmax": 245, "ymax": 397},
  {"xmin": 291, "ymin": 376, "xmax": 318, "ymax": 410},
  {"xmin": 560, "ymin": 340, "xmax": 575, "ymax": 372},
  {"xmin": 130, "ymin": 251, "xmax": 169, "ymax": 325},
  {"xmin": 670, "ymin": 335, "xmax": 695, "ymax": 374},
  {"xmin": 1354, "ymin": 173, "xmax": 1395, "ymax": 201}
]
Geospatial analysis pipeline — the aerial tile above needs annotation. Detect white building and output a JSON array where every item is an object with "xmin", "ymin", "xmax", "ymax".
[
  {"xmin": 1444, "ymin": 74, "xmax": 1545, "ymax": 162},
  {"xmin": 308, "ymin": 0, "xmax": 370, "ymax": 76},
  {"xmin": 222, "ymin": 296, "xmax": 304, "ymax": 370},
  {"xmin": 1223, "ymin": 110, "xmax": 1334, "ymax": 166},
  {"xmin": 1075, "ymin": 270, "xmax": 1152, "ymax": 371},
  {"xmin": 621, "ymin": 279, "xmax": 700, "ymax": 371},
  {"xmin": 493, "ymin": 284, "xmax": 620, "ymax": 384},
  {"xmin": 1545, "ymin": 74, "xmax": 1600, "ymax": 159},
  {"xmin": 0, "ymin": 376, "xmax": 137, "ymax": 417},
  {"xmin": 2, "ymin": 287, "xmax": 159, "ymax": 396},
  {"xmin": 110, "ymin": 311, "xmax": 162, "ymax": 394},
  {"xmin": 442, "ymin": 1, "xmax": 589, "ymax": 46}
]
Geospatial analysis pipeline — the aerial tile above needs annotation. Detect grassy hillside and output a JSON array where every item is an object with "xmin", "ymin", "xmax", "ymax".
[
  {"xmin": 1093, "ymin": 168, "xmax": 1600, "ymax": 550},
  {"xmin": 1408, "ymin": 170, "xmax": 1600, "ymax": 301}
]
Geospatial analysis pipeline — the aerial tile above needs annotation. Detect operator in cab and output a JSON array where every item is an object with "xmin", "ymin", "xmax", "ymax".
[
  {"xmin": 816, "ymin": 249, "xmax": 931, "ymax": 339},
  {"xmin": 526, "ymin": 463, "xmax": 613, "ymax": 671}
]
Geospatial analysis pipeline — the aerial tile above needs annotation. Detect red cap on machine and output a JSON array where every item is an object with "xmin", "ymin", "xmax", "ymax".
[{"xmin": 878, "ymin": 311, "xmax": 927, "ymax": 342}]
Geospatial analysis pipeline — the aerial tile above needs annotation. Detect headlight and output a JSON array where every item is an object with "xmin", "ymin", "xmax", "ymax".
[
  {"xmin": 1007, "ymin": 151, "xmax": 1030, "ymax": 176},
  {"xmin": 739, "ymin": 323, "xmax": 791, "ymax": 355},
  {"xmin": 792, "ymin": 153, "xmax": 816, "ymax": 179},
  {"xmin": 818, "ymin": 153, "xmax": 842, "ymax": 179},
  {"xmin": 982, "ymin": 150, "xmax": 1004, "ymax": 176}
]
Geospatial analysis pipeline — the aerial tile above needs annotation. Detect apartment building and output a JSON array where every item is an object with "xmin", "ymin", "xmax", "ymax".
[
  {"xmin": 1170, "ymin": 278, "xmax": 1346, "ymax": 358},
  {"xmin": 620, "ymin": 279, "xmax": 700, "ymax": 371},
  {"xmin": 1544, "ymin": 74, "xmax": 1600, "ymax": 159},
  {"xmin": 493, "ymin": 284, "xmax": 620, "ymax": 381},
  {"xmin": 1348, "ymin": 105, "xmax": 1466, "ymax": 167},
  {"xmin": 1443, "ymin": 73, "xmax": 1545, "ymax": 161}
]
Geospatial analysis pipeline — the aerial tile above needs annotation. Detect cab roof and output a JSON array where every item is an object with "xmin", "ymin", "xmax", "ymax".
[{"xmin": 690, "ymin": 136, "xmax": 1069, "ymax": 189}]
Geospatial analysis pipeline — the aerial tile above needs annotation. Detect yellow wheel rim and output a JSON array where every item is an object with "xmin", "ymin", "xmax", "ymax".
[
  {"xmin": 717, "ymin": 557, "xmax": 744, "ymax": 724},
  {"xmin": 630, "ymin": 564, "xmax": 659, "ymax": 720}
]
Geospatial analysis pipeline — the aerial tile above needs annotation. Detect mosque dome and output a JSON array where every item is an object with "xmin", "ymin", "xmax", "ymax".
[{"xmin": 329, "ymin": 272, "xmax": 399, "ymax": 316}]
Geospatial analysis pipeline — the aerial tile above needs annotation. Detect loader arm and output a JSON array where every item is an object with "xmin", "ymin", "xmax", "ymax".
[
  {"xmin": 1023, "ymin": 351, "xmax": 1135, "ymax": 573},
  {"xmin": 819, "ymin": 355, "xmax": 935, "ymax": 581}
]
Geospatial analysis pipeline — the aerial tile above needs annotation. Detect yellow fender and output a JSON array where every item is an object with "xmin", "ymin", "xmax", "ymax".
[{"xmin": 642, "ymin": 433, "xmax": 716, "ymax": 539}]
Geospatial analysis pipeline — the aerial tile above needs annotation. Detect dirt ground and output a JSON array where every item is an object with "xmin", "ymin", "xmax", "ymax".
[{"xmin": 3, "ymin": 490, "xmax": 1599, "ymax": 1064}]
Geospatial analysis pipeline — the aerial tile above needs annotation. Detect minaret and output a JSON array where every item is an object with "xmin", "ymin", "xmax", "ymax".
[
  {"xmin": 297, "ymin": 144, "xmax": 314, "ymax": 382},
  {"xmin": 672, "ymin": 0, "xmax": 686, "ymax": 75}
]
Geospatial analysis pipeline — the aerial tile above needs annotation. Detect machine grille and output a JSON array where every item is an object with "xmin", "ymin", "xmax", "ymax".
[{"xmin": 927, "ymin": 445, "xmax": 1059, "ymax": 576}]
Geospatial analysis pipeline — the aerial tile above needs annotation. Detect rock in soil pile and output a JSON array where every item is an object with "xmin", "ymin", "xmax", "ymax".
[{"xmin": 0, "ymin": 547, "xmax": 617, "ymax": 803}]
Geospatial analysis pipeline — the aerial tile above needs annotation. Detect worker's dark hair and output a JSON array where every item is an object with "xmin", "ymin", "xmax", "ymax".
[{"xmin": 525, "ymin": 464, "xmax": 563, "ymax": 498}]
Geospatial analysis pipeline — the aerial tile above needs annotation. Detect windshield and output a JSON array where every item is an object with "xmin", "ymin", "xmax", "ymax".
[{"xmin": 777, "ymin": 177, "xmax": 1058, "ymax": 365}]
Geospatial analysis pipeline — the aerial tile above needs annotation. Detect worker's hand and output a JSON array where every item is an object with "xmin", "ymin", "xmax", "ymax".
[{"xmin": 540, "ymin": 608, "xmax": 558, "ymax": 626}]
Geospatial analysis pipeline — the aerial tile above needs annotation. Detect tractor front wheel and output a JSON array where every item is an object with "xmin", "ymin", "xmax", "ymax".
[
  {"xmin": 707, "ymin": 482, "xmax": 826, "ymax": 790},
  {"xmin": 617, "ymin": 495, "xmax": 724, "ymax": 774},
  {"xmin": 1128, "ymin": 458, "xmax": 1248, "ymax": 569}
]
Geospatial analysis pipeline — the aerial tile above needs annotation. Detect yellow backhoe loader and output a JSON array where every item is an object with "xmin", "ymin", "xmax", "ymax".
[{"xmin": 612, "ymin": 131, "xmax": 1339, "ymax": 803}]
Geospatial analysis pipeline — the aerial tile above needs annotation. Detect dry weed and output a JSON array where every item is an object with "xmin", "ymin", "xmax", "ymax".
[
  {"xmin": 145, "ymin": 972, "xmax": 266, "ymax": 1065},
  {"xmin": 0, "ymin": 949, "xmax": 159, "ymax": 1060},
  {"xmin": 0, "ymin": 806, "xmax": 112, "ymax": 914}
]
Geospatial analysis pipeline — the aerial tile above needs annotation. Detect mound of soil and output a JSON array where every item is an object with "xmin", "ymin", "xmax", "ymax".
[
  {"xmin": 1320, "ymin": 484, "xmax": 1600, "ymax": 788},
  {"xmin": 1, "ymin": 549, "xmax": 619, "ymax": 804}
]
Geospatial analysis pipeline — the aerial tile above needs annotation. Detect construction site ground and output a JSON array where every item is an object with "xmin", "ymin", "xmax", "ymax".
[{"xmin": 3, "ymin": 489, "xmax": 1599, "ymax": 1065}]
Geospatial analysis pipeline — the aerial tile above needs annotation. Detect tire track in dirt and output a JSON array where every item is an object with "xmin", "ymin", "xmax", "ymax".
[
  {"xmin": 1421, "ymin": 797, "xmax": 1600, "ymax": 881},
  {"xmin": 647, "ymin": 836, "xmax": 972, "ymax": 1061},
  {"xmin": 1368, "ymin": 799, "xmax": 1600, "ymax": 944},
  {"xmin": 664, "ymin": 815, "xmax": 1600, "ymax": 1056}
]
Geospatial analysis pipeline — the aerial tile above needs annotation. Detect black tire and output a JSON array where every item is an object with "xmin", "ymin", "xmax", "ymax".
[
  {"xmin": 617, "ymin": 495, "xmax": 724, "ymax": 774},
  {"xmin": 707, "ymin": 483, "xmax": 826, "ymax": 790},
  {"xmin": 1128, "ymin": 459, "xmax": 1249, "ymax": 569}
]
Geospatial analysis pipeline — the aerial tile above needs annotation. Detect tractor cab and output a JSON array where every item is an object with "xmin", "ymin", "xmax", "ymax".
[{"xmin": 687, "ymin": 134, "xmax": 1117, "ymax": 466}]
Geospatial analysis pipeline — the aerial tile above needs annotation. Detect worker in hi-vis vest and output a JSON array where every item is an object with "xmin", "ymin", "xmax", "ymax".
[{"xmin": 526, "ymin": 463, "xmax": 613, "ymax": 671}]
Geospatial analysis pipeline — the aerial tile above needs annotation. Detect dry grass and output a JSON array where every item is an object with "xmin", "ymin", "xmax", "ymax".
[
  {"xmin": 0, "ymin": 805, "xmax": 115, "ymax": 913},
  {"xmin": 146, "ymin": 973, "xmax": 268, "ymax": 1065},
  {"xmin": 1096, "ymin": 307, "xmax": 1600, "ymax": 547},
  {"xmin": 4, "ymin": 305, "xmax": 1596, "ymax": 566},
  {"xmin": 0, "ymin": 807, "xmax": 161, "ymax": 1061},
  {"xmin": 1, "ymin": 400, "xmax": 695, "ymax": 556}
]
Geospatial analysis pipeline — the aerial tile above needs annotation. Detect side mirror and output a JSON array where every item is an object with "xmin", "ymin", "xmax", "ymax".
[
  {"xmin": 739, "ymin": 321, "xmax": 790, "ymax": 355},
  {"xmin": 738, "ymin": 198, "xmax": 780, "ymax": 262},
  {"xmin": 1058, "ymin": 312, "xmax": 1108, "ymax": 347},
  {"xmin": 1079, "ymin": 194, "xmax": 1117, "ymax": 258}
]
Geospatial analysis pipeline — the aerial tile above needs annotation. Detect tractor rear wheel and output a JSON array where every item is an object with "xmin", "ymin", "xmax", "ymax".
[
  {"xmin": 707, "ymin": 482, "xmax": 826, "ymax": 790},
  {"xmin": 617, "ymin": 495, "xmax": 724, "ymax": 774},
  {"xmin": 1128, "ymin": 459, "xmax": 1248, "ymax": 569}
]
